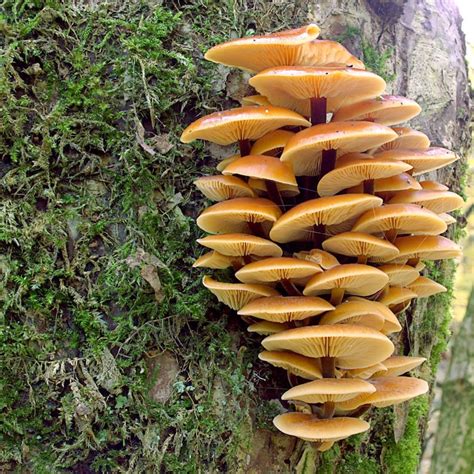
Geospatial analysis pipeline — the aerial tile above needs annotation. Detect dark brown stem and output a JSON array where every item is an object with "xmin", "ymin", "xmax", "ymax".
[
  {"xmin": 242, "ymin": 255, "xmax": 252, "ymax": 265},
  {"xmin": 247, "ymin": 221, "xmax": 265, "ymax": 237},
  {"xmin": 385, "ymin": 228, "xmax": 398, "ymax": 243},
  {"xmin": 357, "ymin": 255, "xmax": 368, "ymax": 264},
  {"xmin": 363, "ymin": 179, "xmax": 375, "ymax": 195},
  {"xmin": 287, "ymin": 371, "xmax": 299, "ymax": 387},
  {"xmin": 312, "ymin": 224, "xmax": 325, "ymax": 249},
  {"xmin": 241, "ymin": 315, "xmax": 254, "ymax": 325},
  {"xmin": 238, "ymin": 139, "xmax": 251, "ymax": 157},
  {"xmin": 321, "ymin": 401, "xmax": 336, "ymax": 419},
  {"xmin": 321, "ymin": 357, "xmax": 336, "ymax": 378},
  {"xmin": 310, "ymin": 97, "xmax": 327, "ymax": 125},
  {"xmin": 280, "ymin": 279, "xmax": 302, "ymax": 296},
  {"xmin": 320, "ymin": 149, "xmax": 337, "ymax": 177},
  {"xmin": 407, "ymin": 257, "xmax": 420, "ymax": 267},
  {"xmin": 265, "ymin": 179, "xmax": 285, "ymax": 211},
  {"xmin": 301, "ymin": 175, "xmax": 317, "ymax": 201},
  {"xmin": 348, "ymin": 404, "xmax": 372, "ymax": 418}
]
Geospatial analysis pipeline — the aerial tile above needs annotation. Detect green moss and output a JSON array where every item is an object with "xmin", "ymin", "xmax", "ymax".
[
  {"xmin": 0, "ymin": 1, "xmax": 253, "ymax": 471},
  {"xmin": 383, "ymin": 397, "xmax": 429, "ymax": 474},
  {"xmin": 335, "ymin": 26, "xmax": 395, "ymax": 82}
]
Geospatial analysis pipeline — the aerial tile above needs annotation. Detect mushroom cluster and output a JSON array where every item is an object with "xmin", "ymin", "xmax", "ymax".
[{"xmin": 181, "ymin": 25, "xmax": 463, "ymax": 451}]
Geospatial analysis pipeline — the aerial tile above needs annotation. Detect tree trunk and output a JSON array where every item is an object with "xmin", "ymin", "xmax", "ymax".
[
  {"xmin": 427, "ymin": 287, "xmax": 474, "ymax": 474},
  {"xmin": 0, "ymin": 1, "xmax": 469, "ymax": 472}
]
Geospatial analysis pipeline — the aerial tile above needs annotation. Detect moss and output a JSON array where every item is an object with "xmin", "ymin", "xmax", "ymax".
[
  {"xmin": 383, "ymin": 396, "xmax": 429, "ymax": 473},
  {"xmin": 0, "ymin": 0, "xmax": 254, "ymax": 471}
]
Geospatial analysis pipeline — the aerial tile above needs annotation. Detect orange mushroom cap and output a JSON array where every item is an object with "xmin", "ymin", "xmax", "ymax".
[
  {"xmin": 180, "ymin": 106, "xmax": 310, "ymax": 145},
  {"xmin": 281, "ymin": 122, "xmax": 398, "ymax": 176},
  {"xmin": 332, "ymin": 95, "xmax": 421, "ymax": 125},
  {"xmin": 249, "ymin": 67, "xmax": 383, "ymax": 117},
  {"xmin": 270, "ymin": 194, "xmax": 383, "ymax": 243}
]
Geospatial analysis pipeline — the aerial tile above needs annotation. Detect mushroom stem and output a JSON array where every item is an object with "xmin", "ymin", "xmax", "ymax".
[
  {"xmin": 310, "ymin": 97, "xmax": 327, "ymax": 125},
  {"xmin": 238, "ymin": 139, "xmax": 251, "ymax": 156},
  {"xmin": 385, "ymin": 228, "xmax": 398, "ymax": 243},
  {"xmin": 348, "ymin": 404, "xmax": 372, "ymax": 418},
  {"xmin": 320, "ymin": 149, "xmax": 337, "ymax": 177},
  {"xmin": 321, "ymin": 356, "xmax": 336, "ymax": 378},
  {"xmin": 280, "ymin": 279, "xmax": 303, "ymax": 296},
  {"xmin": 242, "ymin": 255, "xmax": 253, "ymax": 265},
  {"xmin": 300, "ymin": 175, "xmax": 317, "ymax": 201},
  {"xmin": 363, "ymin": 179, "xmax": 375, "ymax": 195},
  {"xmin": 241, "ymin": 315, "xmax": 254, "ymax": 325},
  {"xmin": 357, "ymin": 255, "xmax": 368, "ymax": 264},
  {"xmin": 312, "ymin": 224, "xmax": 325, "ymax": 249},
  {"xmin": 287, "ymin": 371, "xmax": 299, "ymax": 387},
  {"xmin": 265, "ymin": 179, "xmax": 285, "ymax": 211},
  {"xmin": 247, "ymin": 221, "xmax": 265, "ymax": 237},
  {"xmin": 407, "ymin": 257, "xmax": 420, "ymax": 267},
  {"xmin": 321, "ymin": 401, "xmax": 336, "ymax": 419},
  {"xmin": 330, "ymin": 288, "xmax": 345, "ymax": 306}
]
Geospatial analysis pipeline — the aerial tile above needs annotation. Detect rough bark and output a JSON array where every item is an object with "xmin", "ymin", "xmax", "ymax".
[{"xmin": 428, "ymin": 287, "xmax": 474, "ymax": 474}]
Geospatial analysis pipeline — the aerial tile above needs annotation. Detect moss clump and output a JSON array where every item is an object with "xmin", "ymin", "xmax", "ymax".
[
  {"xmin": 0, "ymin": 1, "xmax": 254, "ymax": 471},
  {"xmin": 383, "ymin": 396, "xmax": 429, "ymax": 473}
]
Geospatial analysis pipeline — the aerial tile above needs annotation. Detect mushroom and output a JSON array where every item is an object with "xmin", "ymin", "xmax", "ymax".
[
  {"xmin": 352, "ymin": 203, "xmax": 447, "ymax": 242},
  {"xmin": 202, "ymin": 276, "xmax": 279, "ymax": 310},
  {"xmin": 293, "ymin": 249, "xmax": 340, "ymax": 269},
  {"xmin": 241, "ymin": 95, "xmax": 271, "ymax": 106},
  {"xmin": 249, "ymin": 67, "xmax": 384, "ymax": 125},
  {"xmin": 282, "ymin": 378, "xmax": 376, "ymax": 418},
  {"xmin": 269, "ymin": 194, "xmax": 383, "ymax": 247},
  {"xmin": 319, "ymin": 299, "xmax": 390, "ymax": 331},
  {"xmin": 235, "ymin": 257, "xmax": 323, "ymax": 295},
  {"xmin": 258, "ymin": 350, "xmax": 323, "ymax": 380},
  {"xmin": 203, "ymin": 24, "xmax": 322, "ymax": 72},
  {"xmin": 194, "ymin": 175, "xmax": 256, "ymax": 201},
  {"xmin": 336, "ymin": 376, "xmax": 428, "ymax": 411},
  {"xmin": 373, "ymin": 147, "xmax": 458, "ymax": 175},
  {"xmin": 280, "ymin": 122, "xmax": 398, "ymax": 177},
  {"xmin": 261, "ymin": 324, "xmax": 394, "ymax": 376},
  {"xmin": 370, "ymin": 127, "xmax": 430, "ymax": 153},
  {"xmin": 193, "ymin": 251, "xmax": 243, "ymax": 270},
  {"xmin": 197, "ymin": 233, "xmax": 283, "ymax": 263},
  {"xmin": 204, "ymin": 24, "xmax": 368, "ymax": 74},
  {"xmin": 248, "ymin": 321, "xmax": 290, "ymax": 335},
  {"xmin": 222, "ymin": 155, "xmax": 298, "ymax": 209},
  {"xmin": 216, "ymin": 154, "xmax": 240, "ymax": 172},
  {"xmin": 373, "ymin": 356, "xmax": 426, "ymax": 377},
  {"xmin": 316, "ymin": 154, "xmax": 412, "ymax": 196},
  {"xmin": 438, "ymin": 213, "xmax": 457, "ymax": 225},
  {"xmin": 419, "ymin": 180, "xmax": 449, "ymax": 191},
  {"xmin": 377, "ymin": 264, "xmax": 420, "ymax": 286},
  {"xmin": 390, "ymin": 235, "xmax": 462, "ymax": 266},
  {"xmin": 180, "ymin": 106, "xmax": 310, "ymax": 155},
  {"xmin": 322, "ymin": 231, "xmax": 399, "ymax": 264},
  {"xmin": 303, "ymin": 264, "xmax": 390, "ymax": 305},
  {"xmin": 346, "ymin": 297, "xmax": 402, "ymax": 335},
  {"xmin": 343, "ymin": 363, "xmax": 388, "ymax": 380},
  {"xmin": 388, "ymin": 190, "xmax": 464, "ymax": 214},
  {"xmin": 273, "ymin": 413, "xmax": 370, "ymax": 447},
  {"xmin": 238, "ymin": 295, "xmax": 334, "ymax": 323},
  {"xmin": 250, "ymin": 130, "xmax": 295, "ymax": 156},
  {"xmin": 407, "ymin": 276, "xmax": 447, "ymax": 297},
  {"xmin": 345, "ymin": 173, "xmax": 422, "ymax": 201},
  {"xmin": 196, "ymin": 197, "xmax": 282, "ymax": 237},
  {"xmin": 378, "ymin": 287, "xmax": 418, "ymax": 314},
  {"xmin": 332, "ymin": 95, "xmax": 421, "ymax": 125}
]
